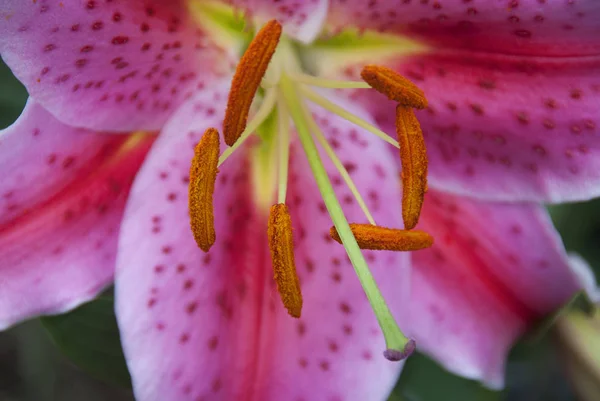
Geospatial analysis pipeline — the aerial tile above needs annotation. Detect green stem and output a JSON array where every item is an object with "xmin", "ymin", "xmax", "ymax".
[{"xmin": 279, "ymin": 74, "xmax": 411, "ymax": 356}]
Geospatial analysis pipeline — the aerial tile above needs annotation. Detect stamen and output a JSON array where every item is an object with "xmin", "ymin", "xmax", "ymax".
[
  {"xmin": 299, "ymin": 84, "xmax": 400, "ymax": 149},
  {"xmin": 361, "ymin": 65, "xmax": 428, "ymax": 109},
  {"xmin": 268, "ymin": 203, "xmax": 303, "ymax": 318},
  {"xmin": 396, "ymin": 105, "xmax": 428, "ymax": 230},
  {"xmin": 277, "ymin": 98, "xmax": 291, "ymax": 204},
  {"xmin": 330, "ymin": 224, "xmax": 433, "ymax": 251},
  {"xmin": 289, "ymin": 72, "xmax": 372, "ymax": 89},
  {"xmin": 305, "ymin": 105, "xmax": 376, "ymax": 226},
  {"xmin": 189, "ymin": 128, "xmax": 220, "ymax": 252},
  {"xmin": 223, "ymin": 19, "xmax": 282, "ymax": 146},
  {"xmin": 218, "ymin": 88, "xmax": 277, "ymax": 167}
]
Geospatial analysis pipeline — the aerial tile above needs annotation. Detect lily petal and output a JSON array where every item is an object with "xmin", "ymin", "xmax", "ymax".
[
  {"xmin": 352, "ymin": 53, "xmax": 600, "ymax": 203},
  {"xmin": 0, "ymin": 101, "xmax": 152, "ymax": 329},
  {"xmin": 0, "ymin": 0, "xmax": 229, "ymax": 132},
  {"xmin": 221, "ymin": 0, "xmax": 328, "ymax": 43},
  {"xmin": 327, "ymin": 0, "xmax": 600, "ymax": 56},
  {"xmin": 397, "ymin": 190, "xmax": 582, "ymax": 389},
  {"xmin": 116, "ymin": 85, "xmax": 406, "ymax": 401}
]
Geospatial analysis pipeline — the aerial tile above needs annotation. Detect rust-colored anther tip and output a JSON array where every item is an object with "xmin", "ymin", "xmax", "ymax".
[
  {"xmin": 188, "ymin": 128, "xmax": 220, "ymax": 252},
  {"xmin": 361, "ymin": 65, "xmax": 428, "ymax": 109},
  {"xmin": 223, "ymin": 20, "xmax": 282, "ymax": 147},
  {"xmin": 268, "ymin": 203, "xmax": 303, "ymax": 318},
  {"xmin": 329, "ymin": 224, "xmax": 433, "ymax": 251},
  {"xmin": 396, "ymin": 105, "xmax": 428, "ymax": 230}
]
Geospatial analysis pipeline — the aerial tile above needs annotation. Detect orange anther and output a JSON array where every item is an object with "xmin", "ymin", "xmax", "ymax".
[
  {"xmin": 396, "ymin": 105, "xmax": 428, "ymax": 230},
  {"xmin": 330, "ymin": 224, "xmax": 433, "ymax": 251},
  {"xmin": 223, "ymin": 20, "xmax": 282, "ymax": 146},
  {"xmin": 268, "ymin": 203, "xmax": 303, "ymax": 318},
  {"xmin": 361, "ymin": 65, "xmax": 428, "ymax": 109},
  {"xmin": 188, "ymin": 128, "xmax": 220, "ymax": 252}
]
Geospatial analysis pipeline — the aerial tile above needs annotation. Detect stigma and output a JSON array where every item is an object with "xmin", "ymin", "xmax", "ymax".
[{"xmin": 188, "ymin": 19, "xmax": 433, "ymax": 361}]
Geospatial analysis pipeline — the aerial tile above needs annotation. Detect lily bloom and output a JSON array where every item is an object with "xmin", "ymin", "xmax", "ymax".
[{"xmin": 0, "ymin": 1, "xmax": 597, "ymax": 400}]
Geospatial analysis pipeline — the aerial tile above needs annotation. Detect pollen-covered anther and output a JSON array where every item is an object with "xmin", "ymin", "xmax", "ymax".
[
  {"xmin": 268, "ymin": 203, "xmax": 303, "ymax": 318},
  {"xmin": 330, "ymin": 224, "xmax": 433, "ymax": 251},
  {"xmin": 223, "ymin": 20, "xmax": 282, "ymax": 147},
  {"xmin": 396, "ymin": 105, "xmax": 428, "ymax": 230},
  {"xmin": 361, "ymin": 65, "xmax": 428, "ymax": 109},
  {"xmin": 188, "ymin": 128, "xmax": 220, "ymax": 252}
]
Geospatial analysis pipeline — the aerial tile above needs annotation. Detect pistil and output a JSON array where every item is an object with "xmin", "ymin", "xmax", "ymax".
[{"xmin": 280, "ymin": 72, "xmax": 415, "ymax": 359}]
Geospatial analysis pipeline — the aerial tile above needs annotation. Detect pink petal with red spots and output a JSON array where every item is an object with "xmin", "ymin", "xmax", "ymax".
[
  {"xmin": 221, "ymin": 0, "xmax": 328, "ymax": 43},
  {"xmin": 0, "ymin": 101, "xmax": 152, "ymax": 329},
  {"xmin": 396, "ymin": 190, "xmax": 581, "ymax": 388},
  {"xmin": 352, "ymin": 53, "xmax": 600, "ymax": 202},
  {"xmin": 0, "ymin": 0, "xmax": 229, "ymax": 132},
  {"xmin": 327, "ymin": 0, "xmax": 600, "ymax": 56},
  {"xmin": 116, "ymin": 87, "xmax": 406, "ymax": 401}
]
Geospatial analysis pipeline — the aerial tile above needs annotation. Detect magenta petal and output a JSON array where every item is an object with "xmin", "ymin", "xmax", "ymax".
[
  {"xmin": 0, "ymin": 0, "xmax": 228, "ymax": 132},
  {"xmin": 327, "ymin": 0, "xmax": 600, "ymax": 56},
  {"xmin": 396, "ymin": 190, "xmax": 581, "ymax": 388},
  {"xmin": 0, "ymin": 101, "xmax": 152, "ymax": 329},
  {"xmin": 116, "ymin": 88, "xmax": 406, "ymax": 400},
  {"xmin": 355, "ymin": 53, "xmax": 600, "ymax": 202},
  {"xmin": 221, "ymin": 0, "xmax": 328, "ymax": 43}
]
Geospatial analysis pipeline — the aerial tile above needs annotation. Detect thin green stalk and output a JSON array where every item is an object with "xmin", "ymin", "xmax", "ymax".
[{"xmin": 279, "ymin": 74, "xmax": 410, "ymax": 354}]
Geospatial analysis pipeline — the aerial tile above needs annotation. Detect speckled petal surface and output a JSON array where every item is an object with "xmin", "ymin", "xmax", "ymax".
[
  {"xmin": 0, "ymin": 101, "xmax": 152, "ymax": 329},
  {"xmin": 220, "ymin": 0, "xmax": 328, "ymax": 43},
  {"xmin": 398, "ymin": 190, "xmax": 582, "ymax": 388},
  {"xmin": 0, "ymin": 0, "xmax": 230, "ymax": 132},
  {"xmin": 327, "ymin": 0, "xmax": 600, "ymax": 56},
  {"xmin": 345, "ymin": 53, "xmax": 600, "ymax": 203},
  {"xmin": 115, "ymin": 85, "xmax": 407, "ymax": 401}
]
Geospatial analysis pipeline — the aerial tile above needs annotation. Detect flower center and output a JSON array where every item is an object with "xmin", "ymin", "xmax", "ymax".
[{"xmin": 188, "ymin": 17, "xmax": 433, "ymax": 362}]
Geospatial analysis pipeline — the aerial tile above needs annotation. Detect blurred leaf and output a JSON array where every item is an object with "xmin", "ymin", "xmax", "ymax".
[
  {"xmin": 391, "ymin": 352, "xmax": 501, "ymax": 401},
  {"xmin": 0, "ymin": 58, "xmax": 28, "ymax": 129},
  {"xmin": 40, "ymin": 295, "xmax": 131, "ymax": 388},
  {"xmin": 506, "ymin": 338, "xmax": 576, "ymax": 401},
  {"xmin": 549, "ymin": 200, "xmax": 600, "ymax": 276}
]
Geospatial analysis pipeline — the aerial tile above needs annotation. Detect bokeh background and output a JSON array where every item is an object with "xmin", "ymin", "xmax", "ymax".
[{"xmin": 1, "ymin": 56, "xmax": 599, "ymax": 401}]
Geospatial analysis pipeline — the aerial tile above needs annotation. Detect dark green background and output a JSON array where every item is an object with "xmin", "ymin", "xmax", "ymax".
[{"xmin": 1, "ymin": 57, "xmax": 598, "ymax": 401}]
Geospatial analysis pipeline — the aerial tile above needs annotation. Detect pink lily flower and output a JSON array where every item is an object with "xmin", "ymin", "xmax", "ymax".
[{"xmin": 0, "ymin": 1, "xmax": 598, "ymax": 400}]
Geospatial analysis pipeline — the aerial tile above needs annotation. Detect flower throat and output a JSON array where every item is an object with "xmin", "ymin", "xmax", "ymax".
[{"xmin": 188, "ymin": 19, "xmax": 432, "ymax": 362}]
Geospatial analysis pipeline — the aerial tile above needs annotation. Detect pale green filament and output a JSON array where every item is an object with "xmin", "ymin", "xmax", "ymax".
[
  {"xmin": 250, "ymin": 108, "xmax": 279, "ymax": 213},
  {"xmin": 288, "ymin": 72, "xmax": 371, "ymax": 89},
  {"xmin": 277, "ymin": 97, "xmax": 291, "ymax": 204},
  {"xmin": 304, "ymin": 107, "xmax": 376, "ymax": 226},
  {"xmin": 279, "ymin": 73, "xmax": 411, "ymax": 354},
  {"xmin": 218, "ymin": 88, "xmax": 277, "ymax": 167},
  {"xmin": 298, "ymin": 85, "xmax": 400, "ymax": 149}
]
